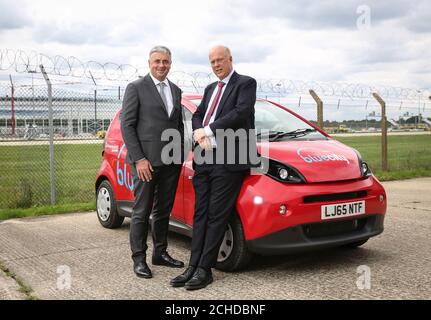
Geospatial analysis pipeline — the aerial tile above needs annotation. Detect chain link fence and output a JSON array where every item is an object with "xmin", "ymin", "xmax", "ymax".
[
  {"xmin": 0, "ymin": 84, "xmax": 121, "ymax": 209},
  {"xmin": 1, "ymin": 72, "xmax": 430, "ymax": 210}
]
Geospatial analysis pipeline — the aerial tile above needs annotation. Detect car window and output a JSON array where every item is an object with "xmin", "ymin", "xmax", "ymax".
[
  {"xmin": 189, "ymin": 99, "xmax": 202, "ymax": 109},
  {"xmin": 188, "ymin": 99, "xmax": 325, "ymax": 140},
  {"xmin": 182, "ymin": 107, "xmax": 193, "ymax": 154},
  {"xmin": 255, "ymin": 101, "xmax": 325, "ymax": 140}
]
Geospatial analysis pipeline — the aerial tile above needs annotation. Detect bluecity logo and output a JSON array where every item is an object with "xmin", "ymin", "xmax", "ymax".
[
  {"xmin": 297, "ymin": 148, "xmax": 350, "ymax": 164},
  {"xmin": 117, "ymin": 143, "xmax": 134, "ymax": 191}
]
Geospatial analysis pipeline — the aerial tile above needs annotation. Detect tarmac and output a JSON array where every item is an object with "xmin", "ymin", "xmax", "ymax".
[{"xmin": 0, "ymin": 177, "xmax": 430, "ymax": 300}]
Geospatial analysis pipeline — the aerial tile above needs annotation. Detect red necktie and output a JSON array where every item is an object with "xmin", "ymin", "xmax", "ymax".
[{"xmin": 203, "ymin": 81, "xmax": 225, "ymax": 126}]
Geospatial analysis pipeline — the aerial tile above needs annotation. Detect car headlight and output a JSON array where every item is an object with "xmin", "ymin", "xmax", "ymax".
[
  {"xmin": 353, "ymin": 149, "xmax": 372, "ymax": 177},
  {"xmin": 259, "ymin": 158, "xmax": 306, "ymax": 183},
  {"xmin": 278, "ymin": 168, "xmax": 289, "ymax": 180},
  {"xmin": 360, "ymin": 161, "xmax": 372, "ymax": 177}
]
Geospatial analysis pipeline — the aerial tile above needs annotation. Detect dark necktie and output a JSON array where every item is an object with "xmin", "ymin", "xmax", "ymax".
[
  {"xmin": 159, "ymin": 82, "xmax": 169, "ymax": 115},
  {"xmin": 203, "ymin": 81, "xmax": 225, "ymax": 126}
]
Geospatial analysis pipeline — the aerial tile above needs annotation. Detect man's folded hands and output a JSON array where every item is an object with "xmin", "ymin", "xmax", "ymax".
[{"xmin": 193, "ymin": 128, "xmax": 212, "ymax": 150}]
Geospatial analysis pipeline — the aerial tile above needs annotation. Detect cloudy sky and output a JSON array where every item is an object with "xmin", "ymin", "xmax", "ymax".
[{"xmin": 1, "ymin": 0, "xmax": 430, "ymax": 120}]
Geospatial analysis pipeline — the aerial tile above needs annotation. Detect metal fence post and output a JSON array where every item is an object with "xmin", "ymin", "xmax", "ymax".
[
  {"xmin": 9, "ymin": 75, "xmax": 15, "ymax": 135},
  {"xmin": 94, "ymin": 89, "xmax": 98, "ymax": 132},
  {"xmin": 309, "ymin": 89, "xmax": 324, "ymax": 129},
  {"xmin": 372, "ymin": 92, "xmax": 388, "ymax": 171},
  {"xmin": 89, "ymin": 71, "xmax": 98, "ymax": 134},
  {"xmin": 40, "ymin": 64, "xmax": 56, "ymax": 204}
]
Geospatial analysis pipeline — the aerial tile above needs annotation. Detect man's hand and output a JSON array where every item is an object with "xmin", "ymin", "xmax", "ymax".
[
  {"xmin": 135, "ymin": 159, "xmax": 154, "ymax": 182},
  {"xmin": 193, "ymin": 128, "xmax": 207, "ymax": 143},
  {"xmin": 198, "ymin": 137, "xmax": 213, "ymax": 150}
]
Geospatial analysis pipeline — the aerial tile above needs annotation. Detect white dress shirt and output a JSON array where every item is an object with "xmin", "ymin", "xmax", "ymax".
[
  {"xmin": 203, "ymin": 69, "xmax": 235, "ymax": 147},
  {"xmin": 149, "ymin": 73, "xmax": 174, "ymax": 116}
]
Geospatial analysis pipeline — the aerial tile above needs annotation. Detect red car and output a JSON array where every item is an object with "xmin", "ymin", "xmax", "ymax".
[{"xmin": 95, "ymin": 95, "xmax": 386, "ymax": 271}]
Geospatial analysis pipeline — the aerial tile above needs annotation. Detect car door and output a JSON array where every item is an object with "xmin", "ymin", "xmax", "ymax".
[
  {"xmin": 181, "ymin": 106, "xmax": 196, "ymax": 226},
  {"xmin": 168, "ymin": 105, "xmax": 193, "ymax": 223}
]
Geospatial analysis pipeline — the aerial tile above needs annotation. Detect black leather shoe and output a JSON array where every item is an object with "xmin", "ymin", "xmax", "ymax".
[
  {"xmin": 170, "ymin": 266, "xmax": 196, "ymax": 287},
  {"xmin": 152, "ymin": 252, "xmax": 184, "ymax": 268},
  {"xmin": 133, "ymin": 262, "xmax": 152, "ymax": 279},
  {"xmin": 184, "ymin": 267, "xmax": 213, "ymax": 290}
]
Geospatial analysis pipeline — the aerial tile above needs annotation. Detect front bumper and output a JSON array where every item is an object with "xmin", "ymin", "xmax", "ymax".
[
  {"xmin": 237, "ymin": 175, "xmax": 386, "ymax": 241},
  {"xmin": 247, "ymin": 214, "xmax": 384, "ymax": 255}
]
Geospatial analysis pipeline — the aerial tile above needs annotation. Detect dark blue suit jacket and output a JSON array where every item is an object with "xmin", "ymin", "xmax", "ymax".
[{"xmin": 192, "ymin": 71, "xmax": 257, "ymax": 171}]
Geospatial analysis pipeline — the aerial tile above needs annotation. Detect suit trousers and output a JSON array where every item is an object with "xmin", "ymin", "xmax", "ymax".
[
  {"xmin": 189, "ymin": 164, "xmax": 245, "ymax": 269},
  {"xmin": 129, "ymin": 164, "xmax": 181, "ymax": 265}
]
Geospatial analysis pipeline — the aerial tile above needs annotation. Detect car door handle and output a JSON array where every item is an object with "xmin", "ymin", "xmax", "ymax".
[{"xmin": 188, "ymin": 176, "xmax": 193, "ymax": 180}]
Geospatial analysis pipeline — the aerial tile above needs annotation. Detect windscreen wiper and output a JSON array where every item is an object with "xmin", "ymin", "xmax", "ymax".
[
  {"xmin": 283, "ymin": 128, "xmax": 316, "ymax": 136},
  {"xmin": 256, "ymin": 131, "xmax": 286, "ymax": 139},
  {"xmin": 257, "ymin": 128, "xmax": 316, "ymax": 141}
]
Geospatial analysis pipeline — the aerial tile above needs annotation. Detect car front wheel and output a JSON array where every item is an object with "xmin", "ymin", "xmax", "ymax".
[
  {"xmin": 216, "ymin": 213, "xmax": 253, "ymax": 272},
  {"xmin": 96, "ymin": 180, "xmax": 124, "ymax": 229}
]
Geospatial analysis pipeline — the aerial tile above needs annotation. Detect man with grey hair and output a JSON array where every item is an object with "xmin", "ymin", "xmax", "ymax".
[{"xmin": 121, "ymin": 46, "xmax": 185, "ymax": 279}]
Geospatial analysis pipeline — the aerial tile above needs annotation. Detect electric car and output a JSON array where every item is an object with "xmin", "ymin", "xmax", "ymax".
[{"xmin": 95, "ymin": 95, "xmax": 386, "ymax": 271}]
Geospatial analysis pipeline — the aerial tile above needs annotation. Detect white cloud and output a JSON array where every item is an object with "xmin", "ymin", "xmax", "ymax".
[
  {"xmin": 0, "ymin": 0, "xmax": 430, "ymax": 99},
  {"xmin": 0, "ymin": 0, "xmax": 31, "ymax": 30}
]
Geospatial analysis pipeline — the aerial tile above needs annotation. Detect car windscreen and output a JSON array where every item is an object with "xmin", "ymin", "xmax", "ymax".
[{"xmin": 189, "ymin": 99, "xmax": 326, "ymax": 140}]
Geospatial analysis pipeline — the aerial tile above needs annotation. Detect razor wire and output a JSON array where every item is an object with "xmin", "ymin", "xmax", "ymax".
[
  {"xmin": 1, "ymin": 49, "xmax": 430, "ymax": 210},
  {"xmin": 1, "ymin": 48, "xmax": 430, "ymax": 101}
]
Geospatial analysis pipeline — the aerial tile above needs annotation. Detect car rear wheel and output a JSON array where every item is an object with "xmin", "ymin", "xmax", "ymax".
[
  {"xmin": 96, "ymin": 180, "xmax": 124, "ymax": 229},
  {"xmin": 216, "ymin": 213, "xmax": 253, "ymax": 272},
  {"xmin": 343, "ymin": 238, "xmax": 369, "ymax": 248}
]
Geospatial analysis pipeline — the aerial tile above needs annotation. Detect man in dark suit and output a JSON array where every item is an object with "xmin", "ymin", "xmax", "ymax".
[
  {"xmin": 171, "ymin": 45, "xmax": 257, "ymax": 290},
  {"xmin": 121, "ymin": 46, "xmax": 184, "ymax": 279}
]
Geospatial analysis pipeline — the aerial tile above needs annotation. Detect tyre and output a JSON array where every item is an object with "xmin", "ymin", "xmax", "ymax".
[
  {"xmin": 343, "ymin": 238, "xmax": 369, "ymax": 249},
  {"xmin": 96, "ymin": 180, "xmax": 124, "ymax": 229},
  {"xmin": 216, "ymin": 213, "xmax": 253, "ymax": 272}
]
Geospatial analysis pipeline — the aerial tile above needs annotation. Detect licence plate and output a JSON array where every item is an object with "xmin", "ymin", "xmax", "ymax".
[{"xmin": 321, "ymin": 200, "xmax": 365, "ymax": 220}]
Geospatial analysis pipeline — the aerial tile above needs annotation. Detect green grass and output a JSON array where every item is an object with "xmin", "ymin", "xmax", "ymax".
[
  {"xmin": 0, "ymin": 261, "xmax": 38, "ymax": 300},
  {"xmin": 0, "ymin": 143, "xmax": 102, "ymax": 209},
  {"xmin": 335, "ymin": 134, "xmax": 431, "ymax": 181},
  {"xmin": 0, "ymin": 201, "xmax": 95, "ymax": 221},
  {"xmin": 0, "ymin": 134, "xmax": 430, "ymax": 216}
]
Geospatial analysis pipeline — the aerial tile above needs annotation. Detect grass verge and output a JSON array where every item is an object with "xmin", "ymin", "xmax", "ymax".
[
  {"xmin": 0, "ymin": 261, "xmax": 38, "ymax": 300},
  {"xmin": 336, "ymin": 134, "xmax": 431, "ymax": 181},
  {"xmin": 0, "ymin": 201, "xmax": 95, "ymax": 221}
]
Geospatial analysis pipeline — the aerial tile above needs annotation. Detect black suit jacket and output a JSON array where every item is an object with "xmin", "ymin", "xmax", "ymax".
[
  {"xmin": 121, "ymin": 74, "xmax": 184, "ymax": 166},
  {"xmin": 192, "ymin": 71, "xmax": 257, "ymax": 171}
]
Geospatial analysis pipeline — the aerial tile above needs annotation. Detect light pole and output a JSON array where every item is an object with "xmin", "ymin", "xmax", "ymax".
[
  {"xmin": 89, "ymin": 71, "xmax": 98, "ymax": 134},
  {"xmin": 9, "ymin": 75, "xmax": 15, "ymax": 135},
  {"xmin": 365, "ymin": 100, "xmax": 369, "ymax": 130},
  {"xmin": 429, "ymin": 96, "xmax": 431, "ymax": 126},
  {"xmin": 275, "ymin": 83, "xmax": 281, "ymax": 104},
  {"xmin": 417, "ymin": 90, "xmax": 421, "ymax": 129},
  {"xmin": 28, "ymin": 70, "xmax": 36, "ymax": 125}
]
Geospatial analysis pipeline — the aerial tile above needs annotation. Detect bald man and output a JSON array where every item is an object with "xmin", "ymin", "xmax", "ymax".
[{"xmin": 171, "ymin": 46, "xmax": 257, "ymax": 290}]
